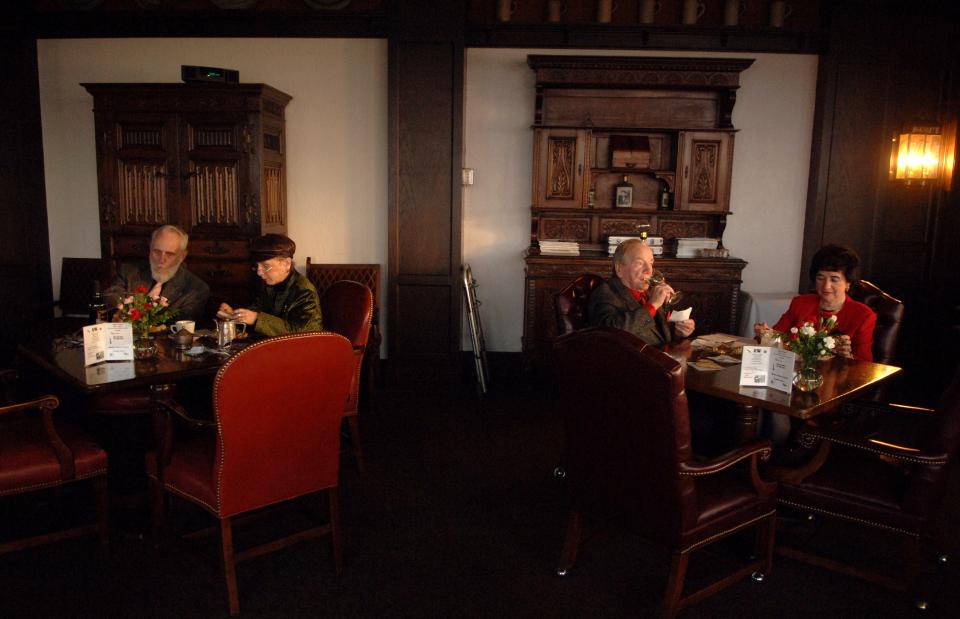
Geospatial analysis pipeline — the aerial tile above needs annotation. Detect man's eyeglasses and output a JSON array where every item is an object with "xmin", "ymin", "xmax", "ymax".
[{"xmin": 252, "ymin": 261, "xmax": 275, "ymax": 274}]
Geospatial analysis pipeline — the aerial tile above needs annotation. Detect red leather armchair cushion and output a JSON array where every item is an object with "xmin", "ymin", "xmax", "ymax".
[
  {"xmin": 321, "ymin": 281, "xmax": 373, "ymax": 413},
  {"xmin": 1, "ymin": 417, "xmax": 107, "ymax": 495},
  {"xmin": 554, "ymin": 273, "xmax": 604, "ymax": 336}
]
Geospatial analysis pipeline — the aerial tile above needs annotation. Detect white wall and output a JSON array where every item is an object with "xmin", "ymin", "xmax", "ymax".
[
  {"xmin": 463, "ymin": 49, "xmax": 818, "ymax": 351},
  {"xmin": 37, "ymin": 38, "xmax": 389, "ymax": 345},
  {"xmin": 37, "ymin": 40, "xmax": 817, "ymax": 356}
]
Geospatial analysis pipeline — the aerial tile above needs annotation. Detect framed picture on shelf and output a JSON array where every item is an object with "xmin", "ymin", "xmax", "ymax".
[{"xmin": 615, "ymin": 184, "xmax": 633, "ymax": 208}]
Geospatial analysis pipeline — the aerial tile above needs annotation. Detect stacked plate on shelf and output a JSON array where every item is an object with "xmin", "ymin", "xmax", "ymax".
[
  {"xmin": 675, "ymin": 237, "xmax": 719, "ymax": 258},
  {"xmin": 539, "ymin": 240, "xmax": 580, "ymax": 256}
]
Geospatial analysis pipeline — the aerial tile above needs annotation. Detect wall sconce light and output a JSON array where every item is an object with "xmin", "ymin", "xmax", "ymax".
[{"xmin": 889, "ymin": 124, "xmax": 943, "ymax": 185}]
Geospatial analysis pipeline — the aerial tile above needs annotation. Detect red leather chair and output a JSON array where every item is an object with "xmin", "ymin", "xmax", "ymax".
[
  {"xmin": 553, "ymin": 327, "xmax": 776, "ymax": 617},
  {"xmin": 321, "ymin": 280, "xmax": 374, "ymax": 472},
  {"xmin": 0, "ymin": 379, "xmax": 109, "ymax": 555},
  {"xmin": 553, "ymin": 273, "xmax": 604, "ymax": 336},
  {"xmin": 147, "ymin": 332, "xmax": 355, "ymax": 615},
  {"xmin": 776, "ymin": 366, "xmax": 960, "ymax": 610},
  {"xmin": 848, "ymin": 279, "xmax": 904, "ymax": 365}
]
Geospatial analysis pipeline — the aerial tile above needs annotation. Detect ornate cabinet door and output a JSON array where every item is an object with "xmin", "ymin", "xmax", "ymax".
[
  {"xmin": 676, "ymin": 131, "xmax": 734, "ymax": 212},
  {"xmin": 95, "ymin": 112, "xmax": 180, "ymax": 236},
  {"xmin": 180, "ymin": 112, "xmax": 252, "ymax": 236},
  {"xmin": 533, "ymin": 128, "xmax": 587, "ymax": 209}
]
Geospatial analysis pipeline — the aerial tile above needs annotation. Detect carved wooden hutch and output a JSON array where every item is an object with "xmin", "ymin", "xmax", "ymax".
[
  {"xmin": 83, "ymin": 83, "xmax": 291, "ymax": 310},
  {"xmin": 523, "ymin": 56, "xmax": 752, "ymax": 367}
]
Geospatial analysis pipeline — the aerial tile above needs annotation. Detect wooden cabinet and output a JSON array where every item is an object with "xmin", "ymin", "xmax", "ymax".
[
  {"xmin": 83, "ymin": 83, "xmax": 291, "ymax": 309},
  {"xmin": 677, "ymin": 131, "xmax": 734, "ymax": 212},
  {"xmin": 523, "ymin": 56, "xmax": 753, "ymax": 368}
]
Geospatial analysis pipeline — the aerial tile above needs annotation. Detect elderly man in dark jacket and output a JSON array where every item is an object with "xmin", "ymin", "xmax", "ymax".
[
  {"xmin": 217, "ymin": 234, "xmax": 323, "ymax": 336},
  {"xmin": 588, "ymin": 238, "xmax": 694, "ymax": 345}
]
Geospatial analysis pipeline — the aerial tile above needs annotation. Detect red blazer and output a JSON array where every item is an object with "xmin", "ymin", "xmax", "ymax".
[{"xmin": 773, "ymin": 294, "xmax": 877, "ymax": 362}]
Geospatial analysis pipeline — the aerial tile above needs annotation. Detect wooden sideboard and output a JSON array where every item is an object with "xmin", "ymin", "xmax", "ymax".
[
  {"xmin": 83, "ymin": 83, "xmax": 291, "ymax": 310},
  {"xmin": 523, "ymin": 55, "xmax": 751, "ymax": 368}
]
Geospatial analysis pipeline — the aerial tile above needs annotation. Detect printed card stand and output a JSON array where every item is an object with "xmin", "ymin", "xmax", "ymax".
[
  {"xmin": 83, "ymin": 323, "xmax": 134, "ymax": 366},
  {"xmin": 739, "ymin": 346, "xmax": 795, "ymax": 394}
]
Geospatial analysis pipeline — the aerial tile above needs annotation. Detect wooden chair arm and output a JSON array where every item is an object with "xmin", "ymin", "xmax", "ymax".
[
  {"xmin": 679, "ymin": 439, "xmax": 773, "ymax": 476},
  {"xmin": 0, "ymin": 394, "xmax": 76, "ymax": 480}
]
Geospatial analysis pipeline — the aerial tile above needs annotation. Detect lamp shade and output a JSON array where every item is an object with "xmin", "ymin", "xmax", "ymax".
[{"xmin": 889, "ymin": 125, "xmax": 942, "ymax": 183}]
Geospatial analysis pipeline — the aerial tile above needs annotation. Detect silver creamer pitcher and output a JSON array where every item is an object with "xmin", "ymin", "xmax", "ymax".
[{"xmin": 214, "ymin": 319, "xmax": 247, "ymax": 348}]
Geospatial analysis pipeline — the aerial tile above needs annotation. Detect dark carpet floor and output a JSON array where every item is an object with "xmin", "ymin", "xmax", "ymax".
[{"xmin": 2, "ymin": 376, "xmax": 959, "ymax": 618}]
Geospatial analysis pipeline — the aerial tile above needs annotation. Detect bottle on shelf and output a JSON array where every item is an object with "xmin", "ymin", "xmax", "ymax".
[
  {"xmin": 657, "ymin": 179, "xmax": 673, "ymax": 210},
  {"xmin": 89, "ymin": 280, "xmax": 107, "ymax": 323}
]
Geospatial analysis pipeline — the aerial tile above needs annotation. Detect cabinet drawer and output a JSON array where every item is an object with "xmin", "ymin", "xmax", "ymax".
[
  {"xmin": 187, "ymin": 260, "xmax": 253, "ymax": 286},
  {"xmin": 189, "ymin": 239, "xmax": 249, "ymax": 260}
]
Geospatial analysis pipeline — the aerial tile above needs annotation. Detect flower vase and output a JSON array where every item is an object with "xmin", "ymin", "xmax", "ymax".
[
  {"xmin": 133, "ymin": 325, "xmax": 157, "ymax": 360},
  {"xmin": 793, "ymin": 356, "xmax": 823, "ymax": 392}
]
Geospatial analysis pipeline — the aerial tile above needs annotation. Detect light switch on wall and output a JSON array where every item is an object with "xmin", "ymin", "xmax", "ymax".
[{"xmin": 462, "ymin": 168, "xmax": 474, "ymax": 186}]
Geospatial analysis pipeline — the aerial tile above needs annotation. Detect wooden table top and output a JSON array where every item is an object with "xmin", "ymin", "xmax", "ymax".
[
  {"xmin": 17, "ymin": 319, "xmax": 250, "ymax": 395},
  {"xmin": 667, "ymin": 335, "xmax": 903, "ymax": 419}
]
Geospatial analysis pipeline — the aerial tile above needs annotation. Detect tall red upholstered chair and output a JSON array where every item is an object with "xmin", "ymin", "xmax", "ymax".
[
  {"xmin": 777, "ymin": 366, "xmax": 960, "ymax": 610},
  {"xmin": 146, "ymin": 333, "xmax": 355, "ymax": 615},
  {"xmin": 0, "ymin": 373, "xmax": 109, "ymax": 554},
  {"xmin": 553, "ymin": 273, "xmax": 604, "ymax": 336},
  {"xmin": 321, "ymin": 280, "xmax": 374, "ymax": 472},
  {"xmin": 553, "ymin": 328, "xmax": 776, "ymax": 617}
]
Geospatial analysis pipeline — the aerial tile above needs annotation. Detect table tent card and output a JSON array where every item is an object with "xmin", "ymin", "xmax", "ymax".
[
  {"xmin": 739, "ymin": 346, "xmax": 795, "ymax": 393},
  {"xmin": 83, "ymin": 323, "xmax": 134, "ymax": 366}
]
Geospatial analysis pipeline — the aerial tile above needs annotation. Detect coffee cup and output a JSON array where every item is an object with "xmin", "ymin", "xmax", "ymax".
[
  {"xmin": 170, "ymin": 320, "xmax": 195, "ymax": 335},
  {"xmin": 769, "ymin": 0, "xmax": 792, "ymax": 28}
]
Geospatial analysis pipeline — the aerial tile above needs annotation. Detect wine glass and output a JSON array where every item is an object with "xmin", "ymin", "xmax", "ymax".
[{"xmin": 646, "ymin": 269, "xmax": 683, "ymax": 307}]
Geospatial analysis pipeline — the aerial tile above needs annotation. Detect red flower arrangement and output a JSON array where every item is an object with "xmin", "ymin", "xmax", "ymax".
[{"xmin": 115, "ymin": 285, "xmax": 178, "ymax": 337}]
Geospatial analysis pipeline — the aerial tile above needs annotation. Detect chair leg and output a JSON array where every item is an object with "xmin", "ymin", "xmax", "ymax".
[
  {"xmin": 219, "ymin": 517, "xmax": 240, "ymax": 616},
  {"xmin": 346, "ymin": 415, "xmax": 365, "ymax": 473},
  {"xmin": 329, "ymin": 488, "xmax": 343, "ymax": 575},
  {"xmin": 904, "ymin": 535, "xmax": 929, "ymax": 609},
  {"xmin": 661, "ymin": 550, "xmax": 690, "ymax": 619},
  {"xmin": 149, "ymin": 478, "xmax": 165, "ymax": 545},
  {"xmin": 756, "ymin": 512, "xmax": 776, "ymax": 576},
  {"xmin": 557, "ymin": 510, "xmax": 582, "ymax": 576},
  {"xmin": 93, "ymin": 476, "xmax": 110, "ymax": 548}
]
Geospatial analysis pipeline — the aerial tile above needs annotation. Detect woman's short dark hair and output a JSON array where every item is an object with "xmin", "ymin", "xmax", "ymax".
[{"xmin": 808, "ymin": 244, "xmax": 861, "ymax": 283}]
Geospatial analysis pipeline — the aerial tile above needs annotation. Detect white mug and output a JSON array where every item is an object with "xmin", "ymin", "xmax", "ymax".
[
  {"xmin": 681, "ymin": 0, "xmax": 706, "ymax": 25},
  {"xmin": 769, "ymin": 0, "xmax": 792, "ymax": 28},
  {"xmin": 723, "ymin": 0, "xmax": 744, "ymax": 26},
  {"xmin": 639, "ymin": 0, "xmax": 659, "ymax": 24},
  {"xmin": 170, "ymin": 320, "xmax": 195, "ymax": 334},
  {"xmin": 596, "ymin": 0, "xmax": 616, "ymax": 23}
]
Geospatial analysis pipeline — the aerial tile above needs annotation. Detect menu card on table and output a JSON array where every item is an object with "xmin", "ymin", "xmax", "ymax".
[
  {"xmin": 83, "ymin": 323, "xmax": 134, "ymax": 366},
  {"xmin": 739, "ymin": 346, "xmax": 794, "ymax": 393}
]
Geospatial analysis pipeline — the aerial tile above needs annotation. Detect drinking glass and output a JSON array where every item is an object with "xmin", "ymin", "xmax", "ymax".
[{"xmin": 647, "ymin": 269, "xmax": 682, "ymax": 307}]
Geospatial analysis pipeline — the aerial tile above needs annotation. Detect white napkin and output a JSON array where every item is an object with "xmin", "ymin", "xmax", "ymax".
[{"xmin": 668, "ymin": 306, "xmax": 692, "ymax": 322}]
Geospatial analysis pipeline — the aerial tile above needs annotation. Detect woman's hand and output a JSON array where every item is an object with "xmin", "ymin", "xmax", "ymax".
[
  {"xmin": 834, "ymin": 334, "xmax": 853, "ymax": 358},
  {"xmin": 753, "ymin": 322, "xmax": 770, "ymax": 342},
  {"xmin": 232, "ymin": 308, "xmax": 258, "ymax": 326},
  {"xmin": 216, "ymin": 303, "xmax": 234, "ymax": 320}
]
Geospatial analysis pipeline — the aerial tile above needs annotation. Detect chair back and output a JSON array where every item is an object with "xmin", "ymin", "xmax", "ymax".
[
  {"xmin": 553, "ymin": 273, "xmax": 604, "ymax": 336},
  {"xmin": 59, "ymin": 258, "xmax": 110, "ymax": 317},
  {"xmin": 305, "ymin": 261, "xmax": 380, "ymax": 333},
  {"xmin": 553, "ymin": 327, "xmax": 695, "ymax": 541},
  {"xmin": 212, "ymin": 333, "xmax": 354, "ymax": 518},
  {"xmin": 321, "ymin": 280, "xmax": 374, "ymax": 349},
  {"xmin": 849, "ymin": 279, "xmax": 904, "ymax": 364}
]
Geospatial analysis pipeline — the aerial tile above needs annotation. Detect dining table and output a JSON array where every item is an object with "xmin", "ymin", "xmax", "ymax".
[{"xmin": 666, "ymin": 334, "xmax": 903, "ymax": 444}]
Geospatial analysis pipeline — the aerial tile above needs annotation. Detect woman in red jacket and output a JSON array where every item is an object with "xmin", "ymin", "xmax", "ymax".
[{"xmin": 755, "ymin": 244, "xmax": 877, "ymax": 362}]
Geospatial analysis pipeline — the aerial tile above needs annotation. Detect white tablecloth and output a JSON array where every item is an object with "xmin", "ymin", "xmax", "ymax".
[{"xmin": 737, "ymin": 291, "xmax": 795, "ymax": 338}]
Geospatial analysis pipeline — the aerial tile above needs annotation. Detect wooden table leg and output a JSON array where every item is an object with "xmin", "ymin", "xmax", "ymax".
[{"xmin": 736, "ymin": 403, "xmax": 761, "ymax": 444}]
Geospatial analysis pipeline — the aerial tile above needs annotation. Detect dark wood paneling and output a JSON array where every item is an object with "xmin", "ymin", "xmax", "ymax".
[
  {"xmin": 0, "ymin": 30, "xmax": 53, "ymax": 363},
  {"xmin": 397, "ymin": 42, "xmax": 453, "ymax": 276}
]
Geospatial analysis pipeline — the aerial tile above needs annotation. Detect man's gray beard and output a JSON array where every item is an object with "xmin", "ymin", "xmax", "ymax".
[{"xmin": 150, "ymin": 262, "xmax": 181, "ymax": 284}]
